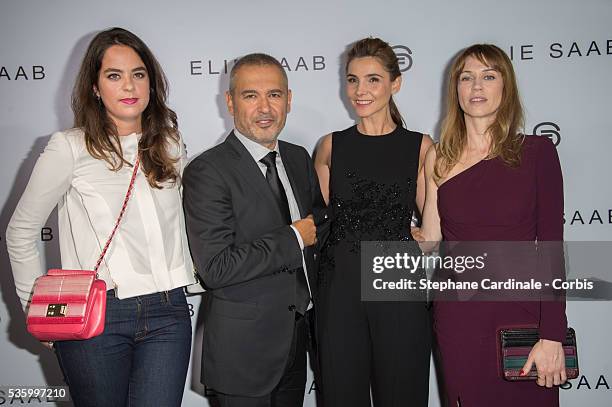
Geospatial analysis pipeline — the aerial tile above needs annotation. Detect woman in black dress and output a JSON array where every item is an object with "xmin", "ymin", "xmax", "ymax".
[{"xmin": 313, "ymin": 37, "xmax": 432, "ymax": 407}]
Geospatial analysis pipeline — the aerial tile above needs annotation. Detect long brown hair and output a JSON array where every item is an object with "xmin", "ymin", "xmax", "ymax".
[
  {"xmin": 435, "ymin": 44, "xmax": 524, "ymax": 180},
  {"xmin": 72, "ymin": 27, "xmax": 179, "ymax": 188},
  {"xmin": 346, "ymin": 37, "xmax": 405, "ymax": 128}
]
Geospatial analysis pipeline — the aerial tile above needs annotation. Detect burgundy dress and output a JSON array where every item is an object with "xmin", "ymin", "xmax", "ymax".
[{"xmin": 433, "ymin": 136, "xmax": 568, "ymax": 406}]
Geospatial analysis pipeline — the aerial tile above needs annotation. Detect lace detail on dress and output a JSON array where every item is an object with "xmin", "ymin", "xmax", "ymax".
[
  {"xmin": 329, "ymin": 170, "xmax": 414, "ymax": 250},
  {"xmin": 318, "ymin": 170, "xmax": 415, "ymax": 286}
]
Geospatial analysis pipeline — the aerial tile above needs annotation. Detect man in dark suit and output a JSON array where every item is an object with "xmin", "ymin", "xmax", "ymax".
[{"xmin": 183, "ymin": 53, "xmax": 326, "ymax": 407}]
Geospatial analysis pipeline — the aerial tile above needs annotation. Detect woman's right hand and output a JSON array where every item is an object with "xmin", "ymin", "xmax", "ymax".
[{"xmin": 41, "ymin": 341, "xmax": 54, "ymax": 350}]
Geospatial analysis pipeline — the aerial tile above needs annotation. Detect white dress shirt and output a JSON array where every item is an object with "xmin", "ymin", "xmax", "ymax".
[
  {"xmin": 6, "ymin": 128, "xmax": 196, "ymax": 309},
  {"xmin": 234, "ymin": 130, "xmax": 313, "ymax": 306}
]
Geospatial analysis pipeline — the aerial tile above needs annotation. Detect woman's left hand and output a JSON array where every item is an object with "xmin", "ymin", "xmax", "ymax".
[{"xmin": 521, "ymin": 339, "xmax": 567, "ymax": 387}]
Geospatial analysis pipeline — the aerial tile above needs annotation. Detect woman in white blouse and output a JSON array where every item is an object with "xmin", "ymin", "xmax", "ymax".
[{"xmin": 6, "ymin": 27, "xmax": 195, "ymax": 407}]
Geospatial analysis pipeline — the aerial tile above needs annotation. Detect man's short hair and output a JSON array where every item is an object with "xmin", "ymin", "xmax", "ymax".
[{"xmin": 229, "ymin": 53, "xmax": 288, "ymax": 95}]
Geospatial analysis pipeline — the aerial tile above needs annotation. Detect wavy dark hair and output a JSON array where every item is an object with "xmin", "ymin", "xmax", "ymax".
[
  {"xmin": 72, "ymin": 27, "xmax": 179, "ymax": 188},
  {"xmin": 435, "ymin": 44, "xmax": 524, "ymax": 180},
  {"xmin": 346, "ymin": 37, "xmax": 405, "ymax": 128}
]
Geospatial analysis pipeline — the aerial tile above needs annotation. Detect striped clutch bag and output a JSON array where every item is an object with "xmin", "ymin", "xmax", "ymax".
[{"xmin": 499, "ymin": 327, "xmax": 579, "ymax": 381}]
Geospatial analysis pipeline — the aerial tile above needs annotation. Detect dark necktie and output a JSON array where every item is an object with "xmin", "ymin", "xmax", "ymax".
[
  {"xmin": 259, "ymin": 151, "xmax": 310, "ymax": 314},
  {"xmin": 260, "ymin": 151, "xmax": 292, "ymax": 224}
]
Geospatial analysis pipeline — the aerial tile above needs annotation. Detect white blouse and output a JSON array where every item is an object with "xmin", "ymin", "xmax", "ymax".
[{"xmin": 6, "ymin": 128, "xmax": 196, "ymax": 309}]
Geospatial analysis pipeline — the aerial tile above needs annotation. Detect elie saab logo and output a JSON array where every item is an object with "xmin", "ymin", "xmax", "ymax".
[
  {"xmin": 564, "ymin": 209, "xmax": 612, "ymax": 226},
  {"xmin": 561, "ymin": 374, "xmax": 610, "ymax": 390},
  {"xmin": 533, "ymin": 122, "xmax": 561, "ymax": 146},
  {"xmin": 392, "ymin": 45, "xmax": 413, "ymax": 72},
  {"xmin": 0, "ymin": 65, "xmax": 46, "ymax": 81},
  {"xmin": 190, "ymin": 55, "xmax": 326, "ymax": 76},
  {"xmin": 508, "ymin": 39, "xmax": 612, "ymax": 61}
]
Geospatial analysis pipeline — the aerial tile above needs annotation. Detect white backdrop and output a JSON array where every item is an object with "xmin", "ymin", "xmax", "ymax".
[{"xmin": 1, "ymin": 0, "xmax": 611, "ymax": 405}]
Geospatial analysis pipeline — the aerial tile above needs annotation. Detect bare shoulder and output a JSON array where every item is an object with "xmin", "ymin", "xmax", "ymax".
[
  {"xmin": 319, "ymin": 133, "xmax": 332, "ymax": 152},
  {"xmin": 420, "ymin": 134, "xmax": 434, "ymax": 154},
  {"xmin": 421, "ymin": 133, "xmax": 434, "ymax": 148},
  {"xmin": 425, "ymin": 141, "xmax": 438, "ymax": 161},
  {"xmin": 314, "ymin": 133, "xmax": 332, "ymax": 165}
]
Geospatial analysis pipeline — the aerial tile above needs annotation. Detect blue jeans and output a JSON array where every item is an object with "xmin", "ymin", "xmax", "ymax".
[{"xmin": 54, "ymin": 288, "xmax": 192, "ymax": 407}]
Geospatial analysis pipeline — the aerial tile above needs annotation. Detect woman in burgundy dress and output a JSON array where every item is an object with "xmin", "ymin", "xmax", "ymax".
[{"xmin": 419, "ymin": 44, "xmax": 568, "ymax": 406}]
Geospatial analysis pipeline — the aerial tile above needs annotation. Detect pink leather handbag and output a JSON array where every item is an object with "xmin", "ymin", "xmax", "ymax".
[{"xmin": 26, "ymin": 157, "xmax": 140, "ymax": 341}]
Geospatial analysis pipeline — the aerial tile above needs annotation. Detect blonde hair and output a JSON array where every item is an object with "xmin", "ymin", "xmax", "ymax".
[{"xmin": 435, "ymin": 44, "xmax": 524, "ymax": 180}]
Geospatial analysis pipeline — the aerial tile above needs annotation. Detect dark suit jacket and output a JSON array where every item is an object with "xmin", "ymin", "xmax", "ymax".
[{"xmin": 182, "ymin": 131, "xmax": 327, "ymax": 397}]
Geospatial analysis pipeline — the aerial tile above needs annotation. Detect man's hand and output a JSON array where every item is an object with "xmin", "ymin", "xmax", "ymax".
[{"xmin": 293, "ymin": 215, "xmax": 317, "ymax": 247}]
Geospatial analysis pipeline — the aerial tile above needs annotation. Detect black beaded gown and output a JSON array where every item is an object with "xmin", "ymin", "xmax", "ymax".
[{"xmin": 317, "ymin": 125, "xmax": 431, "ymax": 407}]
